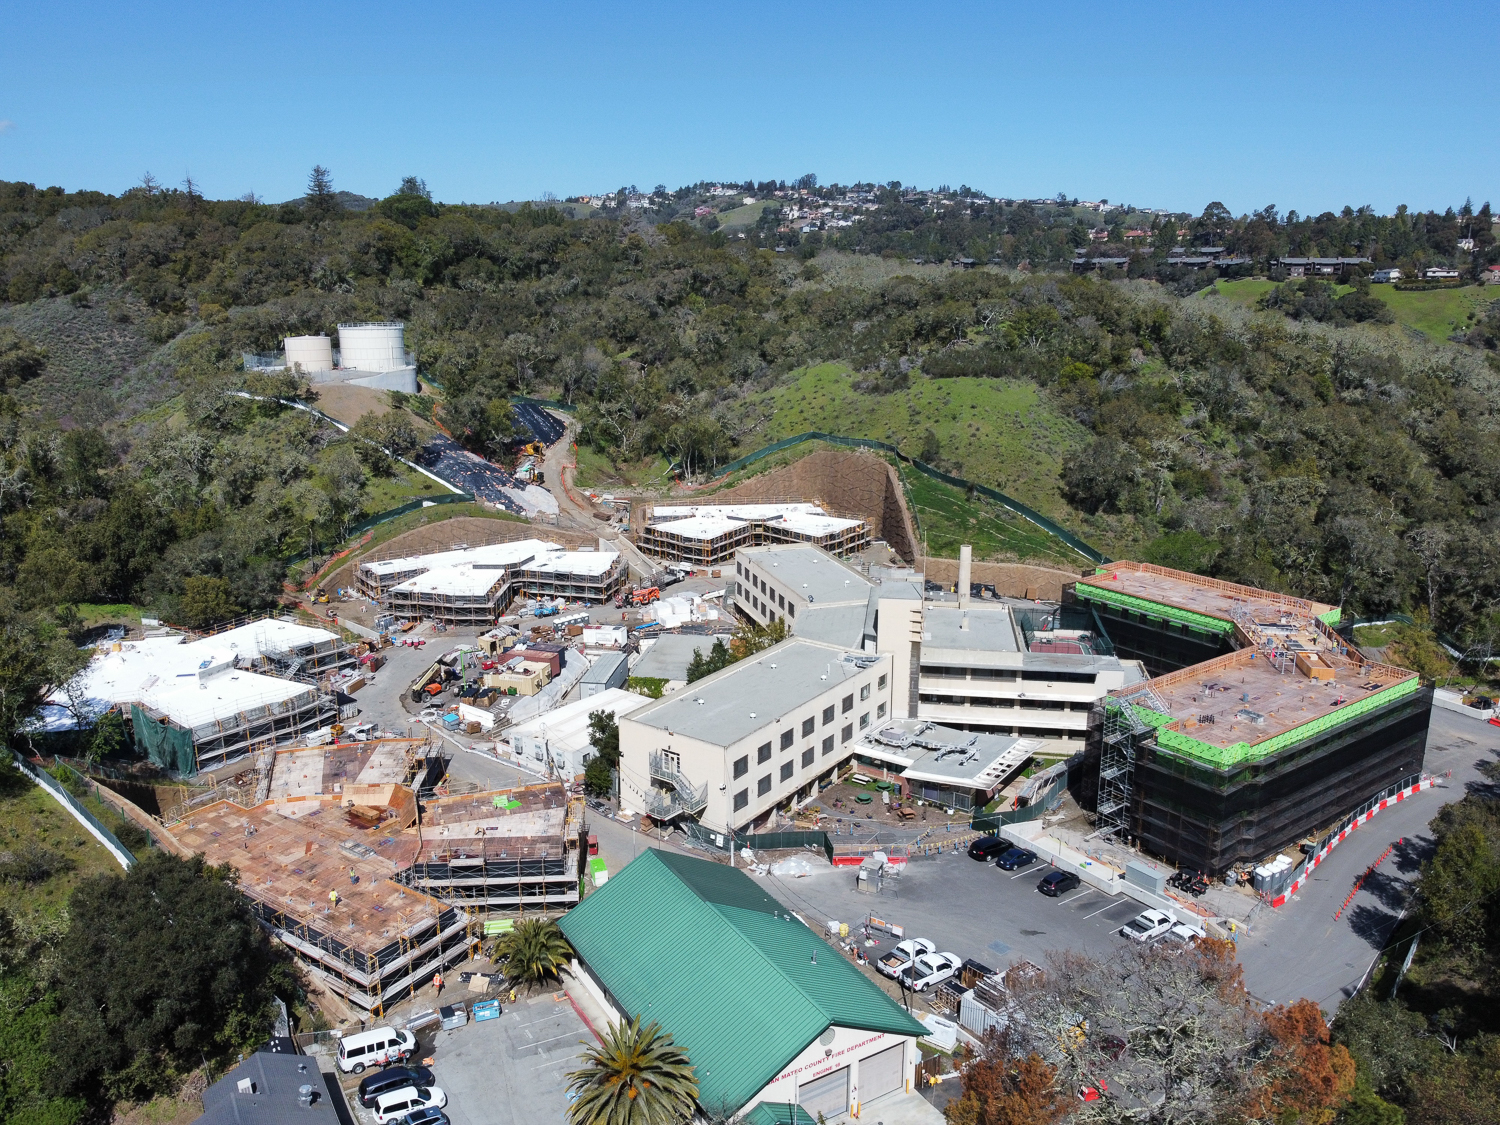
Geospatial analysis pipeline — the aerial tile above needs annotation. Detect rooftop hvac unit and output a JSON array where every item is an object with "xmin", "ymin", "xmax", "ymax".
[
  {"xmin": 283, "ymin": 334, "xmax": 334, "ymax": 373},
  {"xmin": 337, "ymin": 322, "xmax": 408, "ymax": 372}
]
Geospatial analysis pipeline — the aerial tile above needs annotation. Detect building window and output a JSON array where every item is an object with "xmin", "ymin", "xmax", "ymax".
[
  {"xmin": 841, "ymin": 724, "xmax": 853, "ymax": 743},
  {"xmin": 758, "ymin": 742, "xmax": 772, "ymax": 764},
  {"xmin": 780, "ymin": 730, "xmax": 794, "ymax": 751},
  {"xmin": 860, "ymin": 684, "xmax": 871, "ymax": 701},
  {"xmin": 823, "ymin": 705, "xmax": 835, "ymax": 725},
  {"xmin": 802, "ymin": 717, "xmax": 815, "ymax": 737},
  {"xmin": 780, "ymin": 761, "xmax": 793, "ymax": 782},
  {"xmin": 859, "ymin": 712, "xmax": 870, "ymax": 729},
  {"xmin": 842, "ymin": 694, "xmax": 853, "ymax": 713},
  {"xmin": 788, "ymin": 604, "xmax": 795, "ymax": 618},
  {"xmin": 877, "ymin": 702, "xmax": 887, "ymax": 718},
  {"xmin": 1022, "ymin": 670, "xmax": 1096, "ymax": 685},
  {"xmin": 802, "ymin": 748, "xmax": 814, "ymax": 768},
  {"xmin": 822, "ymin": 735, "xmax": 834, "ymax": 755},
  {"xmin": 733, "ymin": 755, "xmax": 748, "ymax": 779},
  {"xmin": 878, "ymin": 673, "xmax": 888, "ymax": 689},
  {"xmin": 758, "ymin": 775, "xmax": 772, "ymax": 796},
  {"xmin": 777, "ymin": 593, "xmax": 785, "ymax": 609},
  {"xmin": 733, "ymin": 789, "xmax": 748, "ymax": 811}
]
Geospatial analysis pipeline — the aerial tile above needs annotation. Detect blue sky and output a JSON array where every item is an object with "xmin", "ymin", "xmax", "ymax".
[{"xmin": 0, "ymin": 1, "xmax": 1490, "ymax": 216}]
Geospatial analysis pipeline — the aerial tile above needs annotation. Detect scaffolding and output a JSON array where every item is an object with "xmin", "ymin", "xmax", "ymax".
[
  {"xmin": 1095, "ymin": 685, "xmax": 1169, "ymax": 842},
  {"xmin": 636, "ymin": 505, "xmax": 871, "ymax": 565},
  {"xmin": 387, "ymin": 575, "xmax": 513, "ymax": 626}
]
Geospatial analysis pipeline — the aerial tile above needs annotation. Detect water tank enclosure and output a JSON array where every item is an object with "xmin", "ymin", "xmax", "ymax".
[
  {"xmin": 337, "ymin": 323, "xmax": 407, "ymax": 372},
  {"xmin": 283, "ymin": 335, "xmax": 334, "ymax": 373}
]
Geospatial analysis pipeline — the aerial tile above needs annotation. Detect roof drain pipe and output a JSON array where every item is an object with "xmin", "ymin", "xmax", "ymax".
[{"xmin": 958, "ymin": 543, "xmax": 972, "ymax": 626}]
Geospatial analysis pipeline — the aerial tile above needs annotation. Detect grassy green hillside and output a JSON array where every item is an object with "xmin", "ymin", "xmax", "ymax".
[
  {"xmin": 897, "ymin": 465, "xmax": 1085, "ymax": 566},
  {"xmin": 737, "ymin": 363, "xmax": 1090, "ymax": 519},
  {"xmin": 1208, "ymin": 278, "xmax": 1494, "ymax": 341},
  {"xmin": 713, "ymin": 200, "xmax": 778, "ymax": 229}
]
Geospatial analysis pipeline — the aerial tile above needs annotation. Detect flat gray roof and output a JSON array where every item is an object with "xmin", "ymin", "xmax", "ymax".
[
  {"xmin": 627, "ymin": 640, "xmax": 874, "ymax": 747},
  {"xmin": 922, "ymin": 605, "xmax": 1020, "ymax": 653},
  {"xmin": 630, "ymin": 633, "xmax": 731, "ymax": 682},
  {"xmin": 863, "ymin": 720, "xmax": 1037, "ymax": 789},
  {"xmin": 741, "ymin": 545, "xmax": 873, "ymax": 605},
  {"xmin": 580, "ymin": 651, "xmax": 629, "ymax": 683},
  {"xmin": 793, "ymin": 603, "xmax": 870, "ymax": 648}
]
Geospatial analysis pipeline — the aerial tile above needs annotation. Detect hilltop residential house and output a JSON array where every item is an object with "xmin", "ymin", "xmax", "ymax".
[{"xmin": 1372, "ymin": 268, "xmax": 1402, "ymax": 283}]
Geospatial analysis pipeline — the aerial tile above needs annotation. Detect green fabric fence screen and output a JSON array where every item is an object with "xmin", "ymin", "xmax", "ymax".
[
  {"xmin": 131, "ymin": 704, "xmax": 198, "ymax": 777},
  {"xmin": 715, "ymin": 431, "xmax": 1109, "ymax": 565}
]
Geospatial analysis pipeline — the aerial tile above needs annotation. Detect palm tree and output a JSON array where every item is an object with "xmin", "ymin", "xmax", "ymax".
[
  {"xmin": 489, "ymin": 917, "xmax": 571, "ymax": 991},
  {"xmin": 567, "ymin": 1015, "xmax": 698, "ymax": 1125}
]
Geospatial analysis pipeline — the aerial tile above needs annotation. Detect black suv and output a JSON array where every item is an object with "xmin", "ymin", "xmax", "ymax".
[
  {"xmin": 996, "ymin": 847, "xmax": 1038, "ymax": 871},
  {"xmin": 1037, "ymin": 870, "xmax": 1082, "ymax": 897},
  {"xmin": 358, "ymin": 1065, "xmax": 436, "ymax": 1108},
  {"xmin": 967, "ymin": 836, "xmax": 1007, "ymax": 861}
]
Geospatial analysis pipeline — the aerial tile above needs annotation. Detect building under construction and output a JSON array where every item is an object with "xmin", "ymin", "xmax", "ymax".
[
  {"xmin": 62, "ymin": 618, "xmax": 348, "ymax": 778},
  {"xmin": 165, "ymin": 741, "xmax": 583, "ymax": 1016},
  {"xmin": 356, "ymin": 539, "xmax": 625, "ymax": 624},
  {"xmin": 1070, "ymin": 562, "xmax": 1432, "ymax": 875},
  {"xmin": 637, "ymin": 503, "xmax": 870, "ymax": 565},
  {"xmin": 396, "ymin": 784, "xmax": 583, "ymax": 912}
]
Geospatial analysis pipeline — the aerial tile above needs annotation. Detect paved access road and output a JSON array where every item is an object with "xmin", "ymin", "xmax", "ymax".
[{"xmin": 1235, "ymin": 709, "xmax": 1500, "ymax": 1010}]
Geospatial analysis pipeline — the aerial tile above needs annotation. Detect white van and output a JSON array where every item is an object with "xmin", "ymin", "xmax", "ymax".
[
  {"xmin": 336, "ymin": 1026, "xmax": 417, "ymax": 1073},
  {"xmin": 373, "ymin": 1085, "xmax": 446, "ymax": 1124}
]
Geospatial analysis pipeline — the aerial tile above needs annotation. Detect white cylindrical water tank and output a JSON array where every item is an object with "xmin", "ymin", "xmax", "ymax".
[
  {"xmin": 337, "ymin": 322, "xmax": 407, "ymax": 372},
  {"xmin": 283, "ymin": 335, "xmax": 334, "ymax": 373}
]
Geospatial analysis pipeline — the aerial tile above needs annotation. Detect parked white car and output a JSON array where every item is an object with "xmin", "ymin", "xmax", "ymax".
[
  {"xmin": 1120, "ymin": 909, "xmax": 1175, "ymax": 943},
  {"xmin": 876, "ymin": 938, "xmax": 935, "ymax": 980},
  {"xmin": 1162, "ymin": 921, "xmax": 1206, "ymax": 945},
  {"xmin": 373, "ymin": 1086, "xmax": 447, "ymax": 1125},
  {"xmin": 898, "ymin": 951, "xmax": 962, "ymax": 992}
]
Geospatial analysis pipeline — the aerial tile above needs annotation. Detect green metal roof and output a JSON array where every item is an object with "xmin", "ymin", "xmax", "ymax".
[
  {"xmin": 741, "ymin": 1103, "xmax": 817, "ymax": 1125},
  {"xmin": 557, "ymin": 849, "xmax": 925, "ymax": 1117}
]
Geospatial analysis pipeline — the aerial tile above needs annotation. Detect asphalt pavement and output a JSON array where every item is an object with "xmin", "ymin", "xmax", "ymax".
[
  {"xmin": 413, "ymin": 433, "xmax": 528, "ymax": 513},
  {"xmin": 1234, "ymin": 708, "xmax": 1500, "ymax": 1010}
]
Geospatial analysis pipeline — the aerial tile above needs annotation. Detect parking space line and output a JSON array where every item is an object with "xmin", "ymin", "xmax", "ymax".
[
  {"xmin": 1009, "ymin": 869, "xmax": 1033, "ymax": 880},
  {"xmin": 1065, "ymin": 892, "xmax": 1097, "ymax": 906},
  {"xmin": 532, "ymin": 1032, "xmax": 585, "ymax": 1048},
  {"xmin": 1083, "ymin": 903, "xmax": 1117, "ymax": 918}
]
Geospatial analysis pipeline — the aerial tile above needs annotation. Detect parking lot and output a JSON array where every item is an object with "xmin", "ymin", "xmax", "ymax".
[
  {"xmin": 428, "ymin": 990, "xmax": 592, "ymax": 1125},
  {"xmin": 760, "ymin": 845, "xmax": 1149, "ymax": 974},
  {"xmin": 327, "ymin": 988, "xmax": 593, "ymax": 1125}
]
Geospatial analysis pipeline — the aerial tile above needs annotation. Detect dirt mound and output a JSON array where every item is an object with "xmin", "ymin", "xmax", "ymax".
[{"xmin": 915, "ymin": 555, "xmax": 1087, "ymax": 601}]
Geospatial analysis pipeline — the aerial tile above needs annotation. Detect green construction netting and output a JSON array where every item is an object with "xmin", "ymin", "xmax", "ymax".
[{"xmin": 131, "ymin": 704, "xmax": 197, "ymax": 777}]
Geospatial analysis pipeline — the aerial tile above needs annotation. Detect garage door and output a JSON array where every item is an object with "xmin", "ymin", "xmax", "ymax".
[
  {"xmin": 799, "ymin": 1066, "xmax": 849, "ymax": 1122},
  {"xmin": 860, "ymin": 1043, "xmax": 905, "ymax": 1103}
]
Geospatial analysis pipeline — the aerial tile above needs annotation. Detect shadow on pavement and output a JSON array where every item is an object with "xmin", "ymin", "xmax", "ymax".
[{"xmin": 1347, "ymin": 901, "xmax": 1402, "ymax": 950}]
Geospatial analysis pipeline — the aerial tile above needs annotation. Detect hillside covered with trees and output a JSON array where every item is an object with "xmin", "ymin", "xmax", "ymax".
[{"xmin": 0, "ymin": 171, "xmax": 1497, "ymax": 659}]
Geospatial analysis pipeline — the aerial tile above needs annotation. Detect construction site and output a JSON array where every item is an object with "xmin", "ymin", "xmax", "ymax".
[
  {"xmin": 1071, "ymin": 562, "xmax": 1433, "ymax": 875},
  {"xmin": 163, "ymin": 738, "xmax": 585, "ymax": 1017},
  {"xmin": 60, "ymin": 618, "xmax": 354, "ymax": 778},
  {"xmin": 356, "ymin": 539, "xmax": 627, "ymax": 624},
  {"xmin": 635, "ymin": 502, "xmax": 871, "ymax": 564}
]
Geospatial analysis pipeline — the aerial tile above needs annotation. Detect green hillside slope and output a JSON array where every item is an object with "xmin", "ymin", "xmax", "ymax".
[{"xmin": 739, "ymin": 364, "xmax": 1090, "ymax": 519}]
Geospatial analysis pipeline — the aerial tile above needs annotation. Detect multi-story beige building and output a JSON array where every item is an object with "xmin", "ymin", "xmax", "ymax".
[
  {"xmin": 617, "ymin": 639, "xmax": 892, "ymax": 834},
  {"xmin": 734, "ymin": 544, "xmax": 1138, "ymax": 757}
]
